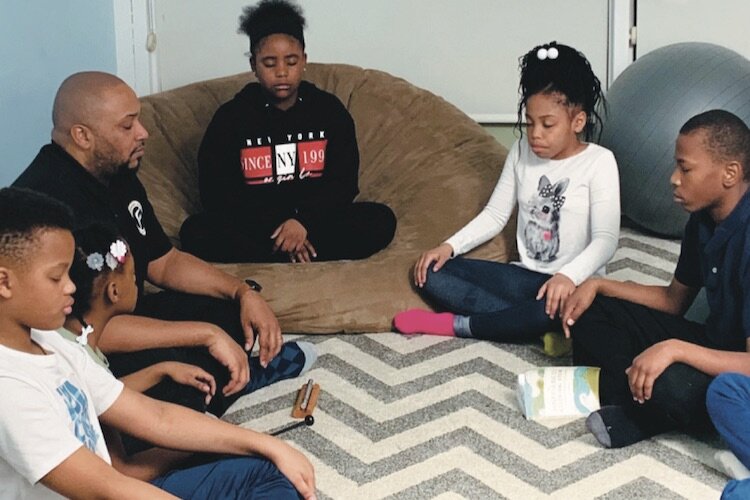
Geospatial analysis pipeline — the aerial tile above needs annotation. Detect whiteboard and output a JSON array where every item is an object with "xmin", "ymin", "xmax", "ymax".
[{"xmin": 152, "ymin": 0, "xmax": 610, "ymax": 122}]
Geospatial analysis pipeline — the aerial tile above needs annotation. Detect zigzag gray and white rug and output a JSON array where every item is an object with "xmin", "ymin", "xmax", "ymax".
[{"xmin": 225, "ymin": 227, "xmax": 728, "ymax": 499}]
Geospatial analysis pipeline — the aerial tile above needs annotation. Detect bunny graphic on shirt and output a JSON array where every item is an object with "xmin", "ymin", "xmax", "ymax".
[{"xmin": 523, "ymin": 175, "xmax": 569, "ymax": 262}]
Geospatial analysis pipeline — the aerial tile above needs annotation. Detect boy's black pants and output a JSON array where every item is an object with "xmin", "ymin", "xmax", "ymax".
[{"xmin": 571, "ymin": 296, "xmax": 731, "ymax": 434}]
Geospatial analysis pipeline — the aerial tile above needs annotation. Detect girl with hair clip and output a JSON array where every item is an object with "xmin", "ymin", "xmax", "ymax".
[
  {"xmin": 59, "ymin": 223, "xmax": 316, "ymax": 482},
  {"xmin": 58, "ymin": 223, "xmax": 211, "ymax": 479},
  {"xmin": 394, "ymin": 42, "xmax": 620, "ymax": 345},
  {"xmin": 62, "ymin": 224, "xmax": 217, "ymax": 402},
  {"xmin": 64, "ymin": 224, "xmax": 315, "ymax": 414}
]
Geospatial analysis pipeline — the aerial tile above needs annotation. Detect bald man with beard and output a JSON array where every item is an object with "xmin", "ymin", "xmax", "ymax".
[{"xmin": 14, "ymin": 72, "xmax": 316, "ymax": 440}]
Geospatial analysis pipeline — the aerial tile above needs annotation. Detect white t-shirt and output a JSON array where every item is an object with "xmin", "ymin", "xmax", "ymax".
[
  {"xmin": 0, "ymin": 329, "xmax": 124, "ymax": 500},
  {"xmin": 446, "ymin": 139, "xmax": 620, "ymax": 285}
]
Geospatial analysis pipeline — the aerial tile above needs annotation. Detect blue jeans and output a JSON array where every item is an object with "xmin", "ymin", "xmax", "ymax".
[
  {"xmin": 722, "ymin": 479, "xmax": 750, "ymax": 499},
  {"xmin": 707, "ymin": 373, "xmax": 750, "ymax": 499},
  {"xmin": 151, "ymin": 455, "xmax": 301, "ymax": 499},
  {"xmin": 421, "ymin": 258, "xmax": 555, "ymax": 342}
]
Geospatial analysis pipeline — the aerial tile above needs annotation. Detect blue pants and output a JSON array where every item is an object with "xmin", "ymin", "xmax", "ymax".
[
  {"xmin": 707, "ymin": 373, "xmax": 750, "ymax": 499},
  {"xmin": 421, "ymin": 258, "xmax": 555, "ymax": 342},
  {"xmin": 151, "ymin": 455, "xmax": 301, "ymax": 499},
  {"xmin": 722, "ymin": 480, "xmax": 750, "ymax": 500}
]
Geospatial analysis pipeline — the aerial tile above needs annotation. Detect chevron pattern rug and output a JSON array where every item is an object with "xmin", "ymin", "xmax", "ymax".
[{"xmin": 225, "ymin": 227, "xmax": 729, "ymax": 499}]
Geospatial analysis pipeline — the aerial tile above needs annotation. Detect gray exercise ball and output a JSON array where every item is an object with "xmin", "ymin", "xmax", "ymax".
[{"xmin": 599, "ymin": 42, "xmax": 750, "ymax": 237}]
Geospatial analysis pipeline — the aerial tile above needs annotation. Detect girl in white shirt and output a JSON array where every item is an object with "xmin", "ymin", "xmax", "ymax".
[{"xmin": 394, "ymin": 42, "xmax": 620, "ymax": 343}]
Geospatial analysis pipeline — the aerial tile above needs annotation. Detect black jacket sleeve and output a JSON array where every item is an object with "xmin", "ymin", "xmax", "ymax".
[{"xmin": 197, "ymin": 105, "xmax": 245, "ymax": 216}]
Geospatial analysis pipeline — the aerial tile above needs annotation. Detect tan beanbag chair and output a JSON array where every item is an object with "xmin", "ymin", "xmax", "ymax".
[{"xmin": 137, "ymin": 63, "xmax": 515, "ymax": 333}]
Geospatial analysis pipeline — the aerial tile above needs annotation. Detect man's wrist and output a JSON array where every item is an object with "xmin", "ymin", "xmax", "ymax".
[
  {"xmin": 234, "ymin": 279, "xmax": 261, "ymax": 302},
  {"xmin": 244, "ymin": 279, "xmax": 262, "ymax": 293}
]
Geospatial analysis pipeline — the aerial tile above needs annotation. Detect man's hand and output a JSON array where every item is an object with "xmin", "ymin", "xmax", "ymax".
[
  {"xmin": 414, "ymin": 243, "xmax": 453, "ymax": 287},
  {"xmin": 271, "ymin": 219, "xmax": 308, "ymax": 255},
  {"xmin": 560, "ymin": 279, "xmax": 599, "ymax": 338},
  {"xmin": 160, "ymin": 362, "xmax": 216, "ymax": 404},
  {"xmin": 536, "ymin": 273, "xmax": 576, "ymax": 319},
  {"xmin": 270, "ymin": 441, "xmax": 317, "ymax": 500},
  {"xmin": 625, "ymin": 340, "xmax": 678, "ymax": 403},
  {"xmin": 238, "ymin": 288, "xmax": 282, "ymax": 368},
  {"xmin": 205, "ymin": 327, "xmax": 250, "ymax": 396}
]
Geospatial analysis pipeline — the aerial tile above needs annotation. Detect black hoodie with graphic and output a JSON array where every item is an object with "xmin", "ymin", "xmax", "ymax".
[{"xmin": 197, "ymin": 80, "xmax": 360, "ymax": 233}]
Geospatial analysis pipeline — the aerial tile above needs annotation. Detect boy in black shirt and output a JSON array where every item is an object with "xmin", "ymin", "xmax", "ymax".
[{"xmin": 563, "ymin": 110, "xmax": 750, "ymax": 448}]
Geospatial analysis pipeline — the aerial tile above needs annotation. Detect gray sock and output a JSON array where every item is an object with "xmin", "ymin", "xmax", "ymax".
[
  {"xmin": 586, "ymin": 405, "xmax": 666, "ymax": 448},
  {"xmin": 453, "ymin": 315, "xmax": 473, "ymax": 338},
  {"xmin": 297, "ymin": 341, "xmax": 318, "ymax": 375},
  {"xmin": 585, "ymin": 410, "xmax": 612, "ymax": 448}
]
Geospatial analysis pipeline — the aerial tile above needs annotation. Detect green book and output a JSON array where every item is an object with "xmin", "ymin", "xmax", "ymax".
[{"xmin": 516, "ymin": 366, "xmax": 600, "ymax": 420}]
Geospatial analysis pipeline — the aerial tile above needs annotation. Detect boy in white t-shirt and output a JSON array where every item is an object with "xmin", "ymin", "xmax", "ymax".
[{"xmin": 0, "ymin": 187, "xmax": 316, "ymax": 499}]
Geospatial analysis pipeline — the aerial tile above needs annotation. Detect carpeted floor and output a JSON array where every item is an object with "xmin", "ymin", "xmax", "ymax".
[{"xmin": 224, "ymin": 227, "xmax": 729, "ymax": 499}]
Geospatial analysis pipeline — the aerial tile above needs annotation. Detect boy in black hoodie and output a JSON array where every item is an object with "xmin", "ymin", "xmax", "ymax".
[{"xmin": 180, "ymin": 0, "xmax": 396, "ymax": 263}]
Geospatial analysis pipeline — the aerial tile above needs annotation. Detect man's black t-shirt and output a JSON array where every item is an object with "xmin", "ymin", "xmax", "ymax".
[{"xmin": 13, "ymin": 143, "xmax": 172, "ymax": 297}]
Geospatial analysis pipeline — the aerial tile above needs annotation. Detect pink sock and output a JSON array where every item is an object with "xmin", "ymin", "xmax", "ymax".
[{"xmin": 393, "ymin": 309, "xmax": 456, "ymax": 336}]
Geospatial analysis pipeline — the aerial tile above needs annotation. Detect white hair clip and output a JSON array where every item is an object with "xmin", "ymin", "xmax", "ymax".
[
  {"xmin": 86, "ymin": 253, "xmax": 104, "ymax": 272},
  {"xmin": 85, "ymin": 239, "xmax": 128, "ymax": 272},
  {"xmin": 105, "ymin": 253, "xmax": 118, "ymax": 271},
  {"xmin": 110, "ymin": 240, "xmax": 127, "ymax": 263},
  {"xmin": 537, "ymin": 46, "xmax": 559, "ymax": 61}
]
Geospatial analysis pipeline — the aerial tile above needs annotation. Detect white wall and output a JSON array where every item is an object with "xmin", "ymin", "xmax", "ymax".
[
  {"xmin": 0, "ymin": 1, "xmax": 117, "ymax": 186},
  {"xmin": 117, "ymin": 1, "xmax": 750, "ymax": 123},
  {"xmin": 636, "ymin": 0, "xmax": 750, "ymax": 60},
  {"xmin": 149, "ymin": 0, "xmax": 610, "ymax": 122}
]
